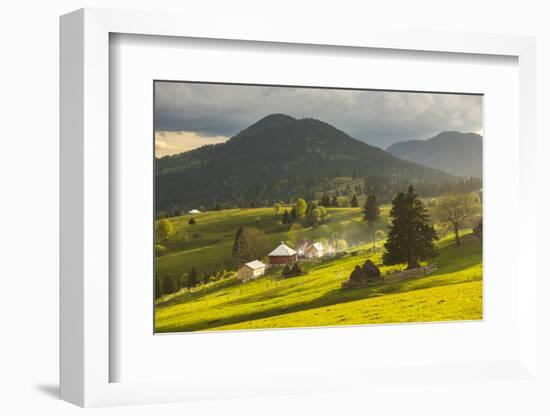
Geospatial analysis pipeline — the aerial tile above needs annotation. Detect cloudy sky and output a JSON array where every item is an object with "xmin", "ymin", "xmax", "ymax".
[{"xmin": 154, "ymin": 81, "xmax": 483, "ymax": 157}]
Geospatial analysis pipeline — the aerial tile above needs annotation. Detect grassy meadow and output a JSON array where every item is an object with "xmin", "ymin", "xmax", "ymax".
[
  {"xmin": 155, "ymin": 203, "xmax": 482, "ymax": 332},
  {"xmin": 156, "ymin": 206, "xmax": 388, "ymax": 279}
]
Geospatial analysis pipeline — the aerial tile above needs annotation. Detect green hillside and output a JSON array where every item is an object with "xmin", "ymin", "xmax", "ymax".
[
  {"xmin": 155, "ymin": 205, "xmax": 482, "ymax": 332},
  {"xmin": 155, "ymin": 206, "xmax": 388, "ymax": 281}
]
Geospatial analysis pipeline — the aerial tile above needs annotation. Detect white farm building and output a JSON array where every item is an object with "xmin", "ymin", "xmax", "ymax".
[
  {"xmin": 188, "ymin": 209, "xmax": 201, "ymax": 214},
  {"xmin": 237, "ymin": 260, "xmax": 266, "ymax": 282}
]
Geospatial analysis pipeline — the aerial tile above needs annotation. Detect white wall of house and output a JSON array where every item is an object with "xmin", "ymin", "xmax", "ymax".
[{"xmin": 237, "ymin": 264, "xmax": 265, "ymax": 281}]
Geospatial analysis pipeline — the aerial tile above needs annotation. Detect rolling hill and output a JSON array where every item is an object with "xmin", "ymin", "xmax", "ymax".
[
  {"xmin": 156, "ymin": 114, "xmax": 456, "ymax": 212},
  {"xmin": 155, "ymin": 226, "xmax": 482, "ymax": 332},
  {"xmin": 386, "ymin": 131, "xmax": 482, "ymax": 177}
]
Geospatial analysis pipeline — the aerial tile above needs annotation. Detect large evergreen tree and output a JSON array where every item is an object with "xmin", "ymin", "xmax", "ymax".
[
  {"xmin": 363, "ymin": 194, "xmax": 380, "ymax": 250},
  {"xmin": 383, "ymin": 186, "xmax": 438, "ymax": 269},
  {"xmin": 232, "ymin": 226, "xmax": 244, "ymax": 258},
  {"xmin": 350, "ymin": 194, "xmax": 359, "ymax": 207},
  {"xmin": 281, "ymin": 209, "xmax": 291, "ymax": 224}
]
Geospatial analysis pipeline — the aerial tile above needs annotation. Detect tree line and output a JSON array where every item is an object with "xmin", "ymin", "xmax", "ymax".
[
  {"xmin": 155, "ymin": 185, "xmax": 481, "ymax": 298},
  {"xmin": 155, "ymin": 175, "xmax": 482, "ymax": 218},
  {"xmin": 279, "ymin": 198, "xmax": 330, "ymax": 227}
]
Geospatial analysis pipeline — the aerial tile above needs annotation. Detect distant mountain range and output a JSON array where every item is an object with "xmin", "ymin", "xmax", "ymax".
[
  {"xmin": 155, "ymin": 114, "xmax": 457, "ymax": 212},
  {"xmin": 386, "ymin": 131, "xmax": 482, "ymax": 177}
]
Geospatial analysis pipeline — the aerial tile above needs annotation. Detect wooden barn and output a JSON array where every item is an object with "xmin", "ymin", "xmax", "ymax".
[
  {"xmin": 268, "ymin": 242, "xmax": 297, "ymax": 265},
  {"xmin": 237, "ymin": 260, "xmax": 266, "ymax": 282},
  {"xmin": 304, "ymin": 242, "xmax": 324, "ymax": 259}
]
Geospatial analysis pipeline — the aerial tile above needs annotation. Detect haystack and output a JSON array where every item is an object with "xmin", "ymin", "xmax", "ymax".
[
  {"xmin": 342, "ymin": 261, "xmax": 382, "ymax": 289},
  {"xmin": 362, "ymin": 259, "xmax": 381, "ymax": 278}
]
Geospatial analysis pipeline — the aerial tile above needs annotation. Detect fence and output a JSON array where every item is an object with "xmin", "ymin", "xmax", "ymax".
[
  {"xmin": 342, "ymin": 263, "xmax": 438, "ymax": 289},
  {"xmin": 382, "ymin": 264, "xmax": 438, "ymax": 283}
]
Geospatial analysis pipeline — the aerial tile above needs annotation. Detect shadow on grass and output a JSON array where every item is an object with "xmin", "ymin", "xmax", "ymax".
[
  {"xmin": 156, "ymin": 278, "xmax": 241, "ymax": 309},
  {"xmin": 158, "ymin": 237, "xmax": 482, "ymax": 333},
  {"xmin": 157, "ymin": 275, "xmax": 480, "ymax": 333}
]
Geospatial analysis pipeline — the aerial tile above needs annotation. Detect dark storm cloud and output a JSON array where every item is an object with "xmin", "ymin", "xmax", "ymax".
[{"xmin": 154, "ymin": 82, "xmax": 482, "ymax": 149}]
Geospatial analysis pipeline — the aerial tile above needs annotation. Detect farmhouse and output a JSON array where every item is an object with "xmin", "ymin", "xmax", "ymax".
[
  {"xmin": 296, "ymin": 240, "xmax": 311, "ymax": 257},
  {"xmin": 188, "ymin": 209, "xmax": 201, "ymax": 214},
  {"xmin": 268, "ymin": 242, "xmax": 297, "ymax": 265},
  {"xmin": 304, "ymin": 242, "xmax": 324, "ymax": 259},
  {"xmin": 237, "ymin": 260, "xmax": 266, "ymax": 282}
]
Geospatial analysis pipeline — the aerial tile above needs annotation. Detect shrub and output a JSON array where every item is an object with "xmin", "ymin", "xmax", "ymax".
[
  {"xmin": 155, "ymin": 218, "xmax": 175, "ymax": 241},
  {"xmin": 188, "ymin": 217, "xmax": 196, "ymax": 225},
  {"xmin": 291, "ymin": 262, "xmax": 303, "ymax": 276},
  {"xmin": 281, "ymin": 262, "xmax": 305, "ymax": 278},
  {"xmin": 222, "ymin": 270, "xmax": 236, "ymax": 279},
  {"xmin": 281, "ymin": 264, "xmax": 292, "ymax": 277}
]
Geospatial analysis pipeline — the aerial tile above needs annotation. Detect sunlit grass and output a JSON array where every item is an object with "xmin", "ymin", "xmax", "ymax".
[
  {"xmin": 155, "ymin": 227, "xmax": 482, "ymax": 332},
  {"xmin": 155, "ymin": 206, "xmax": 381, "ymax": 277}
]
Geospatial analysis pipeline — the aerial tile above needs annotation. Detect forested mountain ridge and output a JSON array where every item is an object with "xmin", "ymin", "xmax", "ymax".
[
  {"xmin": 156, "ymin": 115, "xmax": 467, "ymax": 212},
  {"xmin": 386, "ymin": 131, "xmax": 482, "ymax": 177}
]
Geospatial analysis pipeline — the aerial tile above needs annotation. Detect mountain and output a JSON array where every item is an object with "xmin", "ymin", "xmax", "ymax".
[
  {"xmin": 156, "ymin": 114, "xmax": 456, "ymax": 212},
  {"xmin": 386, "ymin": 131, "xmax": 482, "ymax": 177}
]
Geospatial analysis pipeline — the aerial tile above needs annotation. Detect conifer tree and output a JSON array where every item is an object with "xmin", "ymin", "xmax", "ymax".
[
  {"xmin": 188, "ymin": 266, "xmax": 199, "ymax": 288},
  {"xmin": 350, "ymin": 194, "xmax": 359, "ymax": 207},
  {"xmin": 363, "ymin": 194, "xmax": 380, "ymax": 250},
  {"xmin": 232, "ymin": 226, "xmax": 244, "ymax": 258},
  {"xmin": 162, "ymin": 275, "xmax": 176, "ymax": 294},
  {"xmin": 383, "ymin": 186, "xmax": 437, "ymax": 269},
  {"xmin": 155, "ymin": 276, "xmax": 162, "ymax": 298},
  {"xmin": 282, "ymin": 209, "xmax": 291, "ymax": 224},
  {"xmin": 290, "ymin": 206, "xmax": 297, "ymax": 221}
]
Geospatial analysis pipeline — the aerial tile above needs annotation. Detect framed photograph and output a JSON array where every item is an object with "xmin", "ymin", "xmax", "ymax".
[
  {"xmin": 60, "ymin": 8, "xmax": 538, "ymax": 408},
  {"xmin": 152, "ymin": 81, "xmax": 484, "ymax": 334}
]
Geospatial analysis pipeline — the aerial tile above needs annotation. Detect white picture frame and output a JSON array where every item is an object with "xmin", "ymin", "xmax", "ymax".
[{"xmin": 60, "ymin": 7, "xmax": 538, "ymax": 408}]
